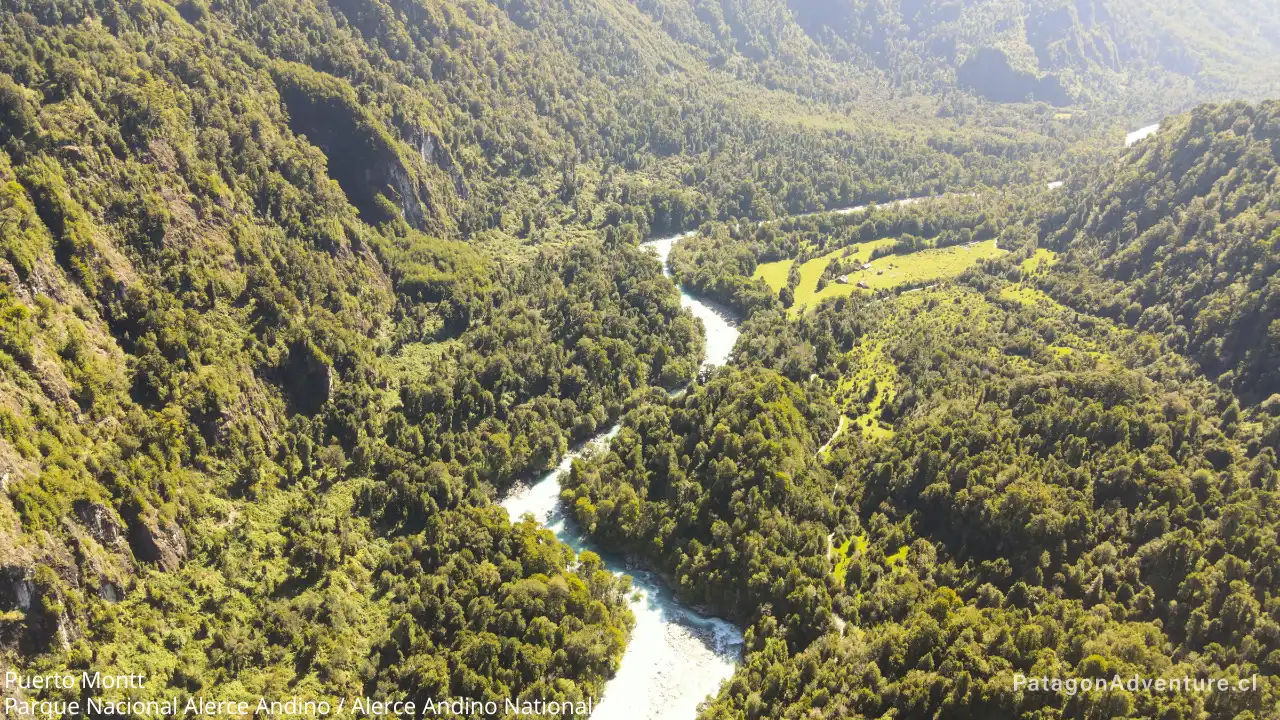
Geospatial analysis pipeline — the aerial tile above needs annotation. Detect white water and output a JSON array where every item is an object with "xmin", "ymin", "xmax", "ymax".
[
  {"xmin": 501, "ymin": 233, "xmax": 746, "ymax": 719},
  {"xmin": 760, "ymin": 195, "xmax": 928, "ymax": 225},
  {"xmin": 643, "ymin": 233, "xmax": 741, "ymax": 368},
  {"xmin": 501, "ymin": 427, "xmax": 742, "ymax": 720},
  {"xmin": 1126, "ymin": 123, "xmax": 1160, "ymax": 147}
]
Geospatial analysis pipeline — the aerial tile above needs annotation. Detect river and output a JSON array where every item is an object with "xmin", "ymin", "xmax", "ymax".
[
  {"xmin": 1126, "ymin": 123, "xmax": 1160, "ymax": 147},
  {"xmin": 642, "ymin": 233, "xmax": 740, "ymax": 368},
  {"xmin": 760, "ymin": 195, "xmax": 927, "ymax": 226},
  {"xmin": 500, "ymin": 233, "xmax": 743, "ymax": 720}
]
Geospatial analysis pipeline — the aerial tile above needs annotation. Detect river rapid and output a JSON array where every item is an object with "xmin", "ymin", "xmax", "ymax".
[
  {"xmin": 1126, "ymin": 123, "xmax": 1160, "ymax": 147},
  {"xmin": 500, "ymin": 233, "xmax": 743, "ymax": 720},
  {"xmin": 643, "ymin": 233, "xmax": 740, "ymax": 368}
]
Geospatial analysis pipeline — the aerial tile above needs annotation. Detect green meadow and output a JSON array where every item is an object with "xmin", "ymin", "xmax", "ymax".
[{"xmin": 757, "ymin": 239, "xmax": 1007, "ymax": 313}]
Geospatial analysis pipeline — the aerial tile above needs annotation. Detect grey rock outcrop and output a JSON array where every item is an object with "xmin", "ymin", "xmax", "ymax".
[{"xmin": 128, "ymin": 515, "xmax": 188, "ymax": 572}]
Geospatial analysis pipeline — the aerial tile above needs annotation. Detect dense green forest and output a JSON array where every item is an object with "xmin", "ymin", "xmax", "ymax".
[
  {"xmin": 1034, "ymin": 102, "xmax": 1280, "ymax": 406},
  {"xmin": 757, "ymin": 0, "xmax": 1280, "ymax": 112},
  {"xmin": 566, "ymin": 100, "xmax": 1280, "ymax": 719},
  {"xmin": 1, "ymin": 0, "xmax": 1279, "ymax": 719},
  {"xmin": 0, "ymin": 0, "xmax": 716, "ymax": 710}
]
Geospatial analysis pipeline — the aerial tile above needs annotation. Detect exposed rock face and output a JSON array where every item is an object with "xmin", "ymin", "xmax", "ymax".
[
  {"xmin": 271, "ymin": 62, "xmax": 444, "ymax": 232},
  {"xmin": 73, "ymin": 500, "xmax": 125, "ymax": 549},
  {"xmin": 280, "ymin": 339, "xmax": 333, "ymax": 416},
  {"xmin": 416, "ymin": 130, "xmax": 436, "ymax": 165},
  {"xmin": 98, "ymin": 582, "xmax": 121, "ymax": 603},
  {"xmin": 127, "ymin": 515, "xmax": 188, "ymax": 572},
  {"xmin": 387, "ymin": 161, "xmax": 428, "ymax": 230},
  {"xmin": 0, "ymin": 565, "xmax": 75, "ymax": 653},
  {"xmin": 0, "ymin": 566, "xmax": 34, "ymax": 612}
]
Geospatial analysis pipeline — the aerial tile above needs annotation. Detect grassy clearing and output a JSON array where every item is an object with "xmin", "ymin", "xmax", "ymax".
[
  {"xmin": 996, "ymin": 284, "xmax": 1130, "ymax": 369},
  {"xmin": 779, "ymin": 239, "xmax": 1005, "ymax": 313},
  {"xmin": 389, "ymin": 340, "xmax": 461, "ymax": 379},
  {"xmin": 754, "ymin": 258, "xmax": 793, "ymax": 293},
  {"xmin": 831, "ymin": 531, "xmax": 907, "ymax": 584},
  {"xmin": 832, "ymin": 537, "xmax": 853, "ymax": 584},
  {"xmin": 861, "ymin": 418, "xmax": 896, "ymax": 440},
  {"xmin": 758, "ymin": 237, "xmax": 1008, "ymax": 315},
  {"xmin": 999, "ymin": 284, "xmax": 1059, "ymax": 307},
  {"xmin": 1021, "ymin": 248, "xmax": 1059, "ymax": 275},
  {"xmin": 833, "ymin": 340, "xmax": 898, "ymax": 439},
  {"xmin": 849, "ymin": 239, "xmax": 1005, "ymax": 292},
  {"xmin": 886, "ymin": 545, "xmax": 909, "ymax": 567},
  {"xmin": 775, "ymin": 239, "xmax": 898, "ymax": 310},
  {"xmin": 831, "ymin": 534, "xmax": 869, "ymax": 585}
]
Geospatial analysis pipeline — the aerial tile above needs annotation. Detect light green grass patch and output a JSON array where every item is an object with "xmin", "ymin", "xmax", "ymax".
[
  {"xmin": 753, "ymin": 258, "xmax": 793, "ymax": 293},
  {"xmin": 862, "ymin": 418, "xmax": 895, "ymax": 440},
  {"xmin": 1021, "ymin": 248, "xmax": 1059, "ymax": 275},
  {"xmin": 886, "ymin": 545, "xmax": 909, "ymax": 567},
  {"xmin": 389, "ymin": 340, "xmax": 461, "ymax": 379},
  {"xmin": 848, "ymin": 239, "xmax": 1005, "ymax": 292},
  {"xmin": 833, "ymin": 340, "xmax": 898, "ymax": 439},
  {"xmin": 832, "ymin": 537, "xmax": 853, "ymax": 585},
  {"xmin": 789, "ymin": 239, "xmax": 898, "ymax": 311},
  {"xmin": 831, "ymin": 534, "xmax": 869, "ymax": 585},
  {"xmin": 999, "ymin": 284, "xmax": 1062, "ymax": 309},
  {"xmin": 773, "ymin": 239, "xmax": 1006, "ymax": 315}
]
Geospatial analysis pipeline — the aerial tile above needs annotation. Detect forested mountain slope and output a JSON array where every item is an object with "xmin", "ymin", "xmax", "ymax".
[
  {"xmin": 46, "ymin": 0, "xmax": 1087, "ymax": 236},
  {"xmin": 691, "ymin": 281, "xmax": 1279, "ymax": 719},
  {"xmin": 566, "ymin": 100, "xmax": 1280, "ymax": 719},
  {"xmin": 674, "ymin": 0, "xmax": 1280, "ymax": 114},
  {"xmin": 1, "ymin": 0, "xmax": 1278, "ymax": 716},
  {"xmin": 1035, "ymin": 101, "xmax": 1280, "ymax": 406},
  {"xmin": 0, "ymin": 0, "xmax": 706, "ymax": 706},
  {"xmin": 0, "ymin": 0, "xmax": 1069, "ymax": 706}
]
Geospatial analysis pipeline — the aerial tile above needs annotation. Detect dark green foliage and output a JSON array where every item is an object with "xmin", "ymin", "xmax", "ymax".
[
  {"xmin": 1, "ymin": 0, "xmax": 1278, "ymax": 716},
  {"xmin": 689, "ymin": 269, "xmax": 1280, "ymax": 718},
  {"xmin": 668, "ymin": 224, "xmax": 781, "ymax": 317},
  {"xmin": 1036, "ymin": 101, "xmax": 1280, "ymax": 404},
  {"xmin": 565, "ymin": 102, "xmax": 1280, "ymax": 719},
  {"xmin": 562, "ymin": 367, "xmax": 839, "ymax": 647},
  {"xmin": 0, "ymin": 0, "xmax": 706, "ymax": 705}
]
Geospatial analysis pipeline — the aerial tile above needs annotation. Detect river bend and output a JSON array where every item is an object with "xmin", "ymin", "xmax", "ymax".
[{"xmin": 500, "ymin": 233, "xmax": 744, "ymax": 720}]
